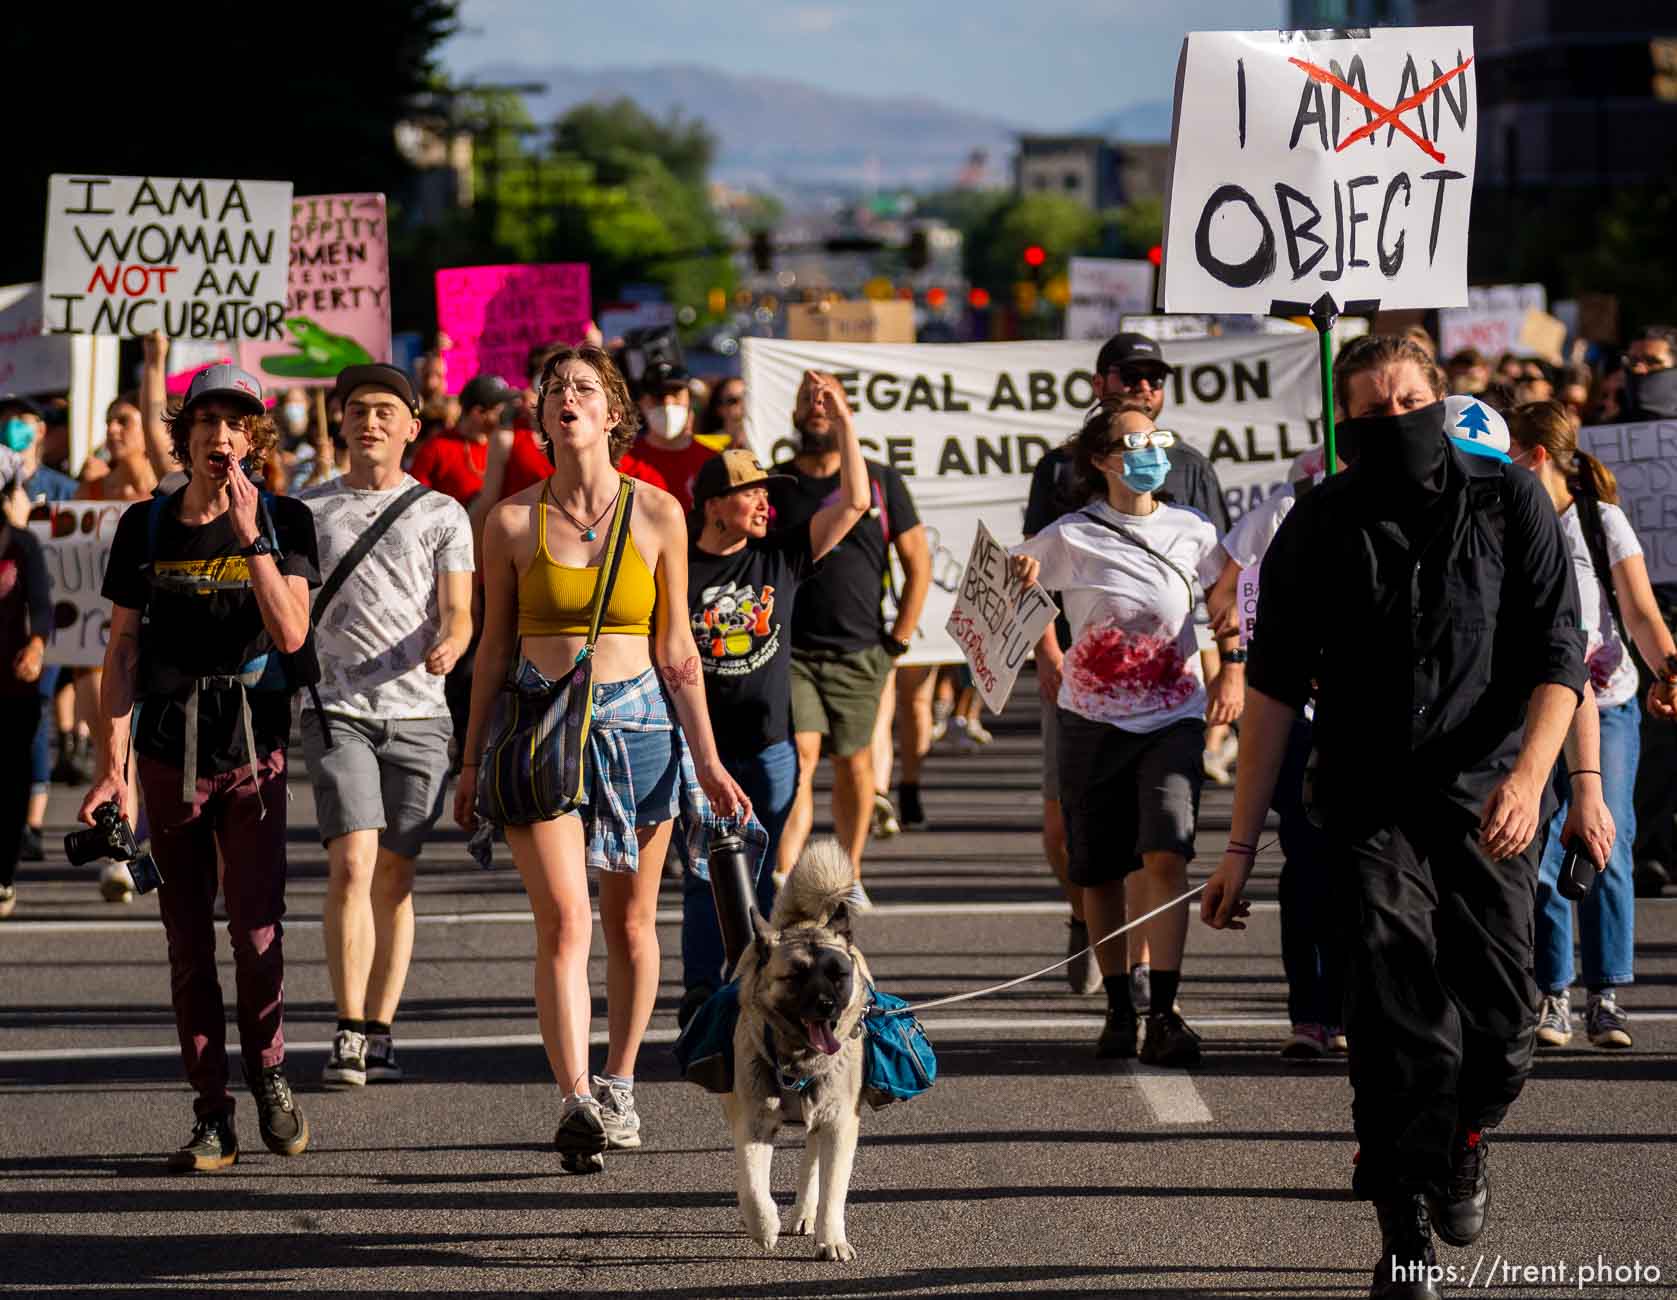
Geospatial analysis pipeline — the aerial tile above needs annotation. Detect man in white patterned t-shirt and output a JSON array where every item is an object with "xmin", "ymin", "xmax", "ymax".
[{"xmin": 300, "ymin": 364, "xmax": 475, "ymax": 1089}]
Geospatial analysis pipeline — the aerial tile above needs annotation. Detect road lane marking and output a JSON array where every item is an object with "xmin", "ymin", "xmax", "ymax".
[
  {"xmin": 1127, "ymin": 1062, "xmax": 1214, "ymax": 1124},
  {"xmin": 9, "ymin": 1012, "xmax": 1673, "ymax": 1067},
  {"xmin": 1, "ymin": 900, "xmax": 1299, "ymax": 935}
]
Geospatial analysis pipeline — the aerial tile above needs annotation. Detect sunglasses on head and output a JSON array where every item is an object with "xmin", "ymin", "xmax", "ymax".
[{"xmin": 1106, "ymin": 429, "xmax": 1176, "ymax": 452}]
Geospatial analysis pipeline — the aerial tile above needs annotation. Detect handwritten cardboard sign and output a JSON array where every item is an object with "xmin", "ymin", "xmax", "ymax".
[
  {"xmin": 42, "ymin": 175, "xmax": 292, "ymax": 341},
  {"xmin": 27, "ymin": 500, "xmax": 135, "ymax": 667},
  {"xmin": 1066, "ymin": 258, "xmax": 1157, "ymax": 340},
  {"xmin": 1160, "ymin": 26, "xmax": 1477, "ymax": 315},
  {"xmin": 0, "ymin": 283, "xmax": 72, "ymax": 393},
  {"xmin": 239, "ymin": 193, "xmax": 391, "ymax": 386},
  {"xmin": 1579, "ymin": 420, "xmax": 1677, "ymax": 586},
  {"xmin": 946, "ymin": 521, "xmax": 1056, "ymax": 713},
  {"xmin": 435, "ymin": 263, "xmax": 591, "ymax": 394}
]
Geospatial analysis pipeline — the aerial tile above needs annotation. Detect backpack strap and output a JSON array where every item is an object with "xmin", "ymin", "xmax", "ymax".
[{"xmin": 1573, "ymin": 492, "xmax": 1631, "ymax": 650}]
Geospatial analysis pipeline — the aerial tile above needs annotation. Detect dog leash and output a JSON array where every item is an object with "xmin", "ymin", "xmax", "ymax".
[{"xmin": 881, "ymin": 837, "xmax": 1277, "ymax": 1017}]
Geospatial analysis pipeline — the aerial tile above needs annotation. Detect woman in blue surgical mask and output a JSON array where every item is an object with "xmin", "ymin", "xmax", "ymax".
[{"xmin": 1010, "ymin": 406, "xmax": 1242, "ymax": 1070}]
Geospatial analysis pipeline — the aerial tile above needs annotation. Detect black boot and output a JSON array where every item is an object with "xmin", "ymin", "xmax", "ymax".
[
  {"xmin": 1370, "ymin": 1195, "xmax": 1442, "ymax": 1299},
  {"xmin": 1426, "ymin": 1128, "xmax": 1489, "ymax": 1246}
]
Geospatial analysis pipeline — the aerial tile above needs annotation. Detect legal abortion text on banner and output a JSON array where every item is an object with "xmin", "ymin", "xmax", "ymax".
[
  {"xmin": 742, "ymin": 334, "xmax": 1319, "ymax": 664},
  {"xmin": 947, "ymin": 522, "xmax": 1056, "ymax": 713},
  {"xmin": 1159, "ymin": 26, "xmax": 1476, "ymax": 315},
  {"xmin": 27, "ymin": 500, "xmax": 135, "ymax": 668},
  {"xmin": 1579, "ymin": 421, "xmax": 1677, "ymax": 586},
  {"xmin": 239, "ymin": 193, "xmax": 391, "ymax": 384},
  {"xmin": 42, "ymin": 176, "xmax": 293, "ymax": 341},
  {"xmin": 435, "ymin": 264, "xmax": 591, "ymax": 394}
]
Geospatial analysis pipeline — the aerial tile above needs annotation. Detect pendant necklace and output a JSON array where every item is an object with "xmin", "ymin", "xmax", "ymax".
[{"xmin": 547, "ymin": 482, "xmax": 616, "ymax": 541}]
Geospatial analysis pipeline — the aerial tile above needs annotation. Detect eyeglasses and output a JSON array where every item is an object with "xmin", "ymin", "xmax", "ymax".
[
  {"xmin": 543, "ymin": 375, "xmax": 603, "ymax": 398},
  {"xmin": 1106, "ymin": 429, "xmax": 1176, "ymax": 452}
]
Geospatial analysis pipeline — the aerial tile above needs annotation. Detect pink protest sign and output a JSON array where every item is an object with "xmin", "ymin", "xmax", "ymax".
[
  {"xmin": 238, "ymin": 193, "xmax": 392, "ymax": 387},
  {"xmin": 435, "ymin": 263, "xmax": 591, "ymax": 393}
]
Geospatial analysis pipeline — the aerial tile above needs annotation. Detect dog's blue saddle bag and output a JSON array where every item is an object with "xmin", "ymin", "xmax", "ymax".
[{"xmin": 673, "ymin": 982, "xmax": 937, "ymax": 1109}]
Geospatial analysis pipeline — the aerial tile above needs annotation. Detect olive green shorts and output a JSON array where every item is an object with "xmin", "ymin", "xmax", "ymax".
[{"xmin": 789, "ymin": 645, "xmax": 894, "ymax": 758}]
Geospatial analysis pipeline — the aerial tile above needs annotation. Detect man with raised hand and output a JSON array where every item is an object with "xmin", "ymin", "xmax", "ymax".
[{"xmin": 301, "ymin": 364, "xmax": 474, "ymax": 1090}]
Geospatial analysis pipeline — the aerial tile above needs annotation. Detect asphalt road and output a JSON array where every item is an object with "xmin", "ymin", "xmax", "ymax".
[{"xmin": 4, "ymin": 679, "xmax": 1675, "ymax": 1298}]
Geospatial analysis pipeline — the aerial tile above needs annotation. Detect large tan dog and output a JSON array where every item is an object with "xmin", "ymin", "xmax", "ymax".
[{"xmin": 726, "ymin": 838, "xmax": 873, "ymax": 1262}]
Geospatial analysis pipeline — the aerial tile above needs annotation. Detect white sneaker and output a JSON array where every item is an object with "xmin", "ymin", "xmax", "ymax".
[
  {"xmin": 870, "ymin": 793, "xmax": 900, "ymax": 839},
  {"xmin": 322, "ymin": 1028, "xmax": 368, "ymax": 1087},
  {"xmin": 592, "ymin": 1074, "xmax": 642, "ymax": 1149},
  {"xmin": 1535, "ymin": 991, "xmax": 1572, "ymax": 1047},
  {"xmin": 100, "ymin": 862, "xmax": 134, "ymax": 904}
]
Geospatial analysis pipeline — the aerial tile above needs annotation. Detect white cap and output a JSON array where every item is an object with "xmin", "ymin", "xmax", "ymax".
[{"xmin": 1443, "ymin": 394, "xmax": 1511, "ymax": 463}]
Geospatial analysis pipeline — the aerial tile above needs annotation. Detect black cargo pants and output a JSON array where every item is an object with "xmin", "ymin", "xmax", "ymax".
[{"xmin": 1334, "ymin": 800, "xmax": 1541, "ymax": 1201}]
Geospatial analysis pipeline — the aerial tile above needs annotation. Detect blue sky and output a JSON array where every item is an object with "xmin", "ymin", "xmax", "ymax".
[{"xmin": 443, "ymin": 0, "xmax": 1288, "ymax": 130}]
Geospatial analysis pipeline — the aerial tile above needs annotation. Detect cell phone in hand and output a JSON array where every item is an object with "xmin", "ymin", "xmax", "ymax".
[
  {"xmin": 1557, "ymin": 837, "xmax": 1597, "ymax": 901},
  {"xmin": 239, "ymin": 453, "xmax": 262, "ymax": 479}
]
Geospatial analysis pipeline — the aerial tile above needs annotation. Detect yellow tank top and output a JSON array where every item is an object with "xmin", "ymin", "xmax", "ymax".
[{"xmin": 517, "ymin": 480, "xmax": 657, "ymax": 637}]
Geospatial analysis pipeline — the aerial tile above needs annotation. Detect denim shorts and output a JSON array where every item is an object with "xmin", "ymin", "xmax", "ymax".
[{"xmin": 576, "ymin": 673, "xmax": 682, "ymax": 838}]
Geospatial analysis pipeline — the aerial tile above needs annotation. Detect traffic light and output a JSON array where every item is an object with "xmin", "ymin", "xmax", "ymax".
[
  {"xmin": 751, "ymin": 230, "xmax": 772, "ymax": 272},
  {"xmin": 1147, "ymin": 244, "xmax": 1163, "ymax": 267},
  {"xmin": 1022, "ymin": 244, "xmax": 1046, "ymax": 269},
  {"xmin": 968, "ymin": 287, "xmax": 992, "ymax": 309},
  {"xmin": 906, "ymin": 229, "xmax": 930, "ymax": 271}
]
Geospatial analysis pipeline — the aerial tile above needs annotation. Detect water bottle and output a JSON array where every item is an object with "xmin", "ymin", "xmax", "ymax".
[{"xmin": 707, "ymin": 825, "xmax": 756, "ymax": 975}]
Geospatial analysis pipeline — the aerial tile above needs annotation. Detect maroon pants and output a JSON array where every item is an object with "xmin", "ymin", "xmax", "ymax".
[{"xmin": 137, "ymin": 749, "xmax": 290, "ymax": 1119}]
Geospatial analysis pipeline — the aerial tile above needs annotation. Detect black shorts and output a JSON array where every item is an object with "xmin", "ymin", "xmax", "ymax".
[{"xmin": 1057, "ymin": 710, "xmax": 1205, "ymax": 886}]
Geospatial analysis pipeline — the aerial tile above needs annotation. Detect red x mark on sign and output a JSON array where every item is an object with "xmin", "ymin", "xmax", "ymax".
[{"xmin": 1287, "ymin": 55, "xmax": 1474, "ymax": 165}]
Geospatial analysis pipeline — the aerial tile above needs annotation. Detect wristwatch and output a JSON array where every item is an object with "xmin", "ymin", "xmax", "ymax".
[
  {"xmin": 240, "ymin": 536, "xmax": 275, "ymax": 559},
  {"xmin": 1662, "ymin": 653, "xmax": 1677, "ymax": 685},
  {"xmin": 1221, "ymin": 647, "xmax": 1248, "ymax": 663},
  {"xmin": 883, "ymin": 634, "xmax": 912, "ymax": 657}
]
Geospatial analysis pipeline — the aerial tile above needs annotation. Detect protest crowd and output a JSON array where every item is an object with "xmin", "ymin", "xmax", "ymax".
[{"xmin": 5, "ymin": 22, "xmax": 1677, "ymax": 1299}]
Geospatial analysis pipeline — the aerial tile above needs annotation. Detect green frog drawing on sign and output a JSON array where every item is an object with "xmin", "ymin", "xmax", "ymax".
[{"xmin": 258, "ymin": 317, "xmax": 374, "ymax": 377}]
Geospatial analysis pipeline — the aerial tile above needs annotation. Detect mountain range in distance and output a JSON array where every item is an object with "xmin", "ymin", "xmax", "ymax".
[{"xmin": 467, "ymin": 60, "xmax": 1172, "ymax": 192}]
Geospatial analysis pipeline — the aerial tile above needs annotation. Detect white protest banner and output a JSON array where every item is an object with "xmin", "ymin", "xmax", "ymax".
[
  {"xmin": 42, "ymin": 175, "xmax": 292, "ymax": 341},
  {"xmin": 67, "ymin": 335, "xmax": 120, "ymax": 475},
  {"xmin": 27, "ymin": 500, "xmax": 136, "ymax": 667},
  {"xmin": 1066, "ymin": 258, "xmax": 1156, "ymax": 340},
  {"xmin": 0, "ymin": 283, "xmax": 72, "ymax": 393},
  {"xmin": 1160, "ymin": 26, "xmax": 1476, "ymax": 315},
  {"xmin": 947, "ymin": 522, "xmax": 1056, "ymax": 713},
  {"xmin": 1578, "ymin": 420, "xmax": 1677, "ymax": 585},
  {"xmin": 742, "ymin": 334, "xmax": 1320, "ymax": 664}
]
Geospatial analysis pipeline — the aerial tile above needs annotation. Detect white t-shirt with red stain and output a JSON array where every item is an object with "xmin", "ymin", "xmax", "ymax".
[
  {"xmin": 1015, "ymin": 499, "xmax": 1222, "ymax": 734},
  {"xmin": 1559, "ymin": 500, "xmax": 1644, "ymax": 709}
]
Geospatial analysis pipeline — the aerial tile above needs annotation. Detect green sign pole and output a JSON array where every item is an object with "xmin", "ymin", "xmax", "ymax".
[{"xmin": 1313, "ymin": 309, "xmax": 1339, "ymax": 475}]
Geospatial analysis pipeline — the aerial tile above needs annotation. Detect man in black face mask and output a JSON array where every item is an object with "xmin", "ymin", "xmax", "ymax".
[
  {"xmin": 768, "ymin": 373, "xmax": 930, "ymax": 902},
  {"xmin": 1200, "ymin": 335, "xmax": 1587, "ymax": 1300}
]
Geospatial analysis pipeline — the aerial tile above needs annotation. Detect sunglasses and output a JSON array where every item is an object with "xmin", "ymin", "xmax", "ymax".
[
  {"xmin": 717, "ymin": 394, "xmax": 743, "ymax": 407},
  {"xmin": 1109, "ymin": 363, "xmax": 1170, "ymax": 388},
  {"xmin": 1105, "ymin": 429, "xmax": 1176, "ymax": 452}
]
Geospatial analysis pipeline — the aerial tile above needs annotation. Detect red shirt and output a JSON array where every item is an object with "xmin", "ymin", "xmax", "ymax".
[
  {"xmin": 409, "ymin": 429, "xmax": 491, "ymax": 504},
  {"xmin": 631, "ymin": 438, "xmax": 717, "ymax": 512},
  {"xmin": 617, "ymin": 452, "xmax": 670, "ymax": 496}
]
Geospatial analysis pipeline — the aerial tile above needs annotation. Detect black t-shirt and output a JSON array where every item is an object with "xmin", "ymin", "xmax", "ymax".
[
  {"xmin": 688, "ymin": 527, "xmax": 816, "ymax": 758},
  {"xmin": 1, "ymin": 525, "xmax": 52, "ymax": 700},
  {"xmin": 768, "ymin": 459, "xmax": 920, "ymax": 654},
  {"xmin": 102, "ymin": 490, "xmax": 320, "ymax": 773}
]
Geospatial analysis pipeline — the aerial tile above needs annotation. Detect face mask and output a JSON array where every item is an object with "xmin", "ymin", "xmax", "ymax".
[
  {"xmin": 282, "ymin": 402, "xmax": 309, "ymax": 433},
  {"xmin": 648, "ymin": 403, "xmax": 689, "ymax": 439},
  {"xmin": 1337, "ymin": 401, "xmax": 1448, "ymax": 493},
  {"xmin": 1119, "ymin": 446, "xmax": 1171, "ymax": 494},
  {"xmin": 3, "ymin": 418, "xmax": 35, "ymax": 453}
]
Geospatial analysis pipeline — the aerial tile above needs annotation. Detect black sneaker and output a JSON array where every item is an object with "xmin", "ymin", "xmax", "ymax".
[
  {"xmin": 1096, "ymin": 1002, "xmax": 1138, "ymax": 1059},
  {"xmin": 252, "ymin": 1066, "xmax": 310, "ymax": 1156},
  {"xmin": 1139, "ymin": 1009, "xmax": 1202, "ymax": 1067},
  {"xmin": 554, "ymin": 1095, "xmax": 608, "ymax": 1174},
  {"xmin": 1425, "ymin": 1128, "xmax": 1489, "ymax": 1246},
  {"xmin": 364, "ymin": 1033, "xmax": 404, "ymax": 1083},
  {"xmin": 1633, "ymin": 857, "xmax": 1669, "ymax": 898},
  {"xmin": 322, "ymin": 1028, "xmax": 368, "ymax": 1088},
  {"xmin": 898, "ymin": 784, "xmax": 927, "ymax": 829},
  {"xmin": 1371, "ymin": 1195, "xmax": 1441, "ymax": 1299},
  {"xmin": 167, "ymin": 1111, "xmax": 238, "ymax": 1173},
  {"xmin": 18, "ymin": 826, "xmax": 44, "ymax": 863},
  {"xmin": 678, "ymin": 983, "xmax": 717, "ymax": 1031}
]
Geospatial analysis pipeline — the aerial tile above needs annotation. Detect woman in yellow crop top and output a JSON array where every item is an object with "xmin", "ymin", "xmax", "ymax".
[{"xmin": 455, "ymin": 345, "xmax": 748, "ymax": 1170}]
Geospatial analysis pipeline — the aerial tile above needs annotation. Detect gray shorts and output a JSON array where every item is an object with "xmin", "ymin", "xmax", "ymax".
[
  {"xmin": 301, "ymin": 711, "xmax": 453, "ymax": 860},
  {"xmin": 1057, "ymin": 710, "xmax": 1204, "ymax": 886},
  {"xmin": 1041, "ymin": 694, "xmax": 1060, "ymax": 801}
]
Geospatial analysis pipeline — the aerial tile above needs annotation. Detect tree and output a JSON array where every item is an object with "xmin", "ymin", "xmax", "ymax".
[
  {"xmin": 964, "ymin": 194, "xmax": 1100, "ymax": 294},
  {"xmin": 551, "ymin": 100, "xmax": 717, "ymax": 190},
  {"xmin": 5, "ymin": 2, "xmax": 459, "ymax": 292}
]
